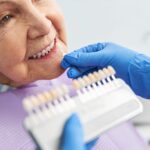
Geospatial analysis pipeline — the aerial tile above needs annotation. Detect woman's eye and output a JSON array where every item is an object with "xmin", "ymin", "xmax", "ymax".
[{"xmin": 0, "ymin": 15, "xmax": 13, "ymax": 26}]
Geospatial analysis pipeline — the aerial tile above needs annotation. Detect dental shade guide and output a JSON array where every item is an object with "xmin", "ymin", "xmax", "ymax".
[{"xmin": 23, "ymin": 66, "xmax": 143, "ymax": 150}]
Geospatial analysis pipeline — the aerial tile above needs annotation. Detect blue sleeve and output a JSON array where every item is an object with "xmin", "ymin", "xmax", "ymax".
[{"xmin": 129, "ymin": 54, "xmax": 150, "ymax": 99}]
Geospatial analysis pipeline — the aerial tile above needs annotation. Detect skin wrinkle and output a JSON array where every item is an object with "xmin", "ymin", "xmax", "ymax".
[
  {"xmin": 0, "ymin": 28, "xmax": 9, "ymax": 41},
  {"xmin": 0, "ymin": 0, "xmax": 68, "ymax": 86}
]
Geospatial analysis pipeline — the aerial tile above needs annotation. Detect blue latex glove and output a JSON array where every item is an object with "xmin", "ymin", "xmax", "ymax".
[
  {"xmin": 60, "ymin": 114, "xmax": 97, "ymax": 150},
  {"xmin": 61, "ymin": 42, "xmax": 138, "ymax": 87}
]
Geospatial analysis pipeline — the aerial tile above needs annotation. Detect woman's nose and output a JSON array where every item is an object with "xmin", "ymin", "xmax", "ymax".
[{"xmin": 27, "ymin": 12, "xmax": 52, "ymax": 40}]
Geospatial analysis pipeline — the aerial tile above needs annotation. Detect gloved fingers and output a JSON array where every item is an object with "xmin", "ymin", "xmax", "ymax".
[
  {"xmin": 67, "ymin": 67, "xmax": 96, "ymax": 78},
  {"xmin": 86, "ymin": 138, "xmax": 98, "ymax": 150},
  {"xmin": 74, "ymin": 43, "xmax": 106, "ymax": 53},
  {"xmin": 61, "ymin": 43, "xmax": 108, "ymax": 69},
  {"xmin": 61, "ymin": 52, "xmax": 97, "ymax": 69},
  {"xmin": 60, "ymin": 113, "xmax": 85, "ymax": 150},
  {"xmin": 61, "ymin": 59, "xmax": 71, "ymax": 69},
  {"xmin": 62, "ymin": 50, "xmax": 109, "ymax": 67}
]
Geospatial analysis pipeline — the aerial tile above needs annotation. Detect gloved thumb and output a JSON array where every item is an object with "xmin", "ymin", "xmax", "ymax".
[{"xmin": 60, "ymin": 113, "xmax": 85, "ymax": 150}]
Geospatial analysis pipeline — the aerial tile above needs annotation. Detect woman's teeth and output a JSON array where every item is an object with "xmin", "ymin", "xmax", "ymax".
[
  {"xmin": 29, "ymin": 41, "xmax": 55, "ymax": 60},
  {"xmin": 33, "ymin": 47, "xmax": 50, "ymax": 59}
]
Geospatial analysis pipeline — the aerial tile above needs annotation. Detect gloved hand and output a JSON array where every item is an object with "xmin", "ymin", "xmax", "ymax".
[
  {"xmin": 61, "ymin": 42, "xmax": 138, "ymax": 86},
  {"xmin": 60, "ymin": 114, "xmax": 97, "ymax": 150}
]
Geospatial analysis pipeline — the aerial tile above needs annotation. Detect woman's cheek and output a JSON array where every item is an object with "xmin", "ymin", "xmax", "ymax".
[{"xmin": 4, "ymin": 62, "xmax": 28, "ymax": 83}]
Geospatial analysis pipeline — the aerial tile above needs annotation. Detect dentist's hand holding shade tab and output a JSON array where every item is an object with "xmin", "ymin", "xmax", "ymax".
[
  {"xmin": 61, "ymin": 43, "xmax": 137, "ymax": 83},
  {"xmin": 61, "ymin": 42, "xmax": 150, "ymax": 98}
]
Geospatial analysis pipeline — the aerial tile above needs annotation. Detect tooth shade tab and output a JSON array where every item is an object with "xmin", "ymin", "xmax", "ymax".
[
  {"xmin": 93, "ymin": 72, "xmax": 100, "ymax": 81},
  {"xmin": 107, "ymin": 66, "xmax": 116, "ymax": 75},
  {"xmin": 98, "ymin": 70, "xmax": 106, "ymax": 80},
  {"xmin": 78, "ymin": 78, "xmax": 86, "ymax": 88},
  {"xmin": 103, "ymin": 68, "xmax": 110, "ymax": 77},
  {"xmin": 83, "ymin": 76, "xmax": 91, "ymax": 85},
  {"xmin": 88, "ymin": 73, "xmax": 97, "ymax": 83},
  {"xmin": 50, "ymin": 89, "xmax": 58, "ymax": 99},
  {"xmin": 43, "ymin": 91, "xmax": 53, "ymax": 101},
  {"xmin": 37, "ymin": 94, "xmax": 47, "ymax": 104},
  {"xmin": 31, "ymin": 96, "xmax": 40, "ymax": 107},
  {"xmin": 23, "ymin": 97, "xmax": 33, "ymax": 112},
  {"xmin": 73, "ymin": 80, "xmax": 81, "ymax": 89}
]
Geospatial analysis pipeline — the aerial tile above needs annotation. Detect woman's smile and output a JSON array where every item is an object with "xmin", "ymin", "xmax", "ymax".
[
  {"xmin": 0, "ymin": 0, "xmax": 68, "ymax": 86},
  {"xmin": 28, "ymin": 37, "xmax": 57, "ymax": 60}
]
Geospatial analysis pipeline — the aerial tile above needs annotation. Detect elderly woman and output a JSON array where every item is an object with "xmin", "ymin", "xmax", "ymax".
[{"xmin": 0, "ymin": 0, "xmax": 149, "ymax": 150}]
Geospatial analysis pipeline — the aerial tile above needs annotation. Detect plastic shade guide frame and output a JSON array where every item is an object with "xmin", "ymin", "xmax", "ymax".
[{"xmin": 23, "ymin": 66, "xmax": 143, "ymax": 150}]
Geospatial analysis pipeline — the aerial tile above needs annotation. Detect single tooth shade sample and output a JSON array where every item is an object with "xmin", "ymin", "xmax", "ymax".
[
  {"xmin": 37, "ymin": 94, "xmax": 47, "ymax": 104},
  {"xmin": 73, "ymin": 80, "xmax": 81, "ymax": 89},
  {"xmin": 108, "ymin": 66, "xmax": 116, "ymax": 75},
  {"xmin": 31, "ymin": 96, "xmax": 40, "ymax": 106},
  {"xmin": 50, "ymin": 89, "xmax": 58, "ymax": 99},
  {"xmin": 93, "ymin": 71, "xmax": 100, "ymax": 81},
  {"xmin": 43, "ymin": 91, "xmax": 53, "ymax": 101},
  {"xmin": 88, "ymin": 73, "xmax": 96, "ymax": 83},
  {"xmin": 98, "ymin": 70, "xmax": 105, "ymax": 80},
  {"xmin": 23, "ymin": 98, "xmax": 33, "ymax": 111},
  {"xmin": 83, "ymin": 76, "xmax": 91, "ymax": 85},
  {"xmin": 103, "ymin": 68, "xmax": 110, "ymax": 77},
  {"xmin": 78, "ymin": 78, "xmax": 86, "ymax": 88}
]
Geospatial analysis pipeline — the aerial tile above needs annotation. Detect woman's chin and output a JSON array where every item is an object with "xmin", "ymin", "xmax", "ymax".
[{"xmin": 45, "ymin": 67, "xmax": 65, "ymax": 80}]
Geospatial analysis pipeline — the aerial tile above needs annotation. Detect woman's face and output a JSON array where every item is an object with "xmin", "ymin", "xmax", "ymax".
[{"xmin": 0, "ymin": 0, "xmax": 68, "ymax": 86}]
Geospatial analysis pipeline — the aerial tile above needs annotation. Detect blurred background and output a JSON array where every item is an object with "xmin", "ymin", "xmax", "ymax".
[{"xmin": 57, "ymin": 0, "xmax": 150, "ymax": 146}]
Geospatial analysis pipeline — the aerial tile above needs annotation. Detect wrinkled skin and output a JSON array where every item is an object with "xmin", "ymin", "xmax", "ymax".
[{"xmin": 0, "ymin": 0, "xmax": 68, "ymax": 87}]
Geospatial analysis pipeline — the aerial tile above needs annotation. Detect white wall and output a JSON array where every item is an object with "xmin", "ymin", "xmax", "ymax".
[{"xmin": 57, "ymin": 0, "xmax": 150, "ymax": 55}]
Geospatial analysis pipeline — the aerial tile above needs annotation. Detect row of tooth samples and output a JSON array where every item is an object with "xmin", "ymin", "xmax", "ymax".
[
  {"xmin": 73, "ymin": 66, "xmax": 116, "ymax": 90},
  {"xmin": 23, "ymin": 84, "xmax": 75, "ymax": 115},
  {"xmin": 72, "ymin": 66, "xmax": 119, "ymax": 101}
]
